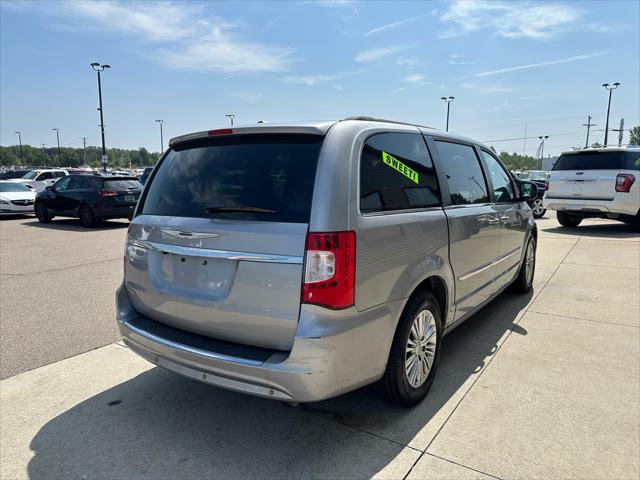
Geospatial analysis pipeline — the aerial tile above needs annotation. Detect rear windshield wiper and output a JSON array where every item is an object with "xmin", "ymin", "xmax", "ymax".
[{"xmin": 202, "ymin": 205, "xmax": 277, "ymax": 214}]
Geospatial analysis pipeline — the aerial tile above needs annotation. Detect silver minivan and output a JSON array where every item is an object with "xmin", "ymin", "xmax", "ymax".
[{"xmin": 117, "ymin": 117, "xmax": 538, "ymax": 406}]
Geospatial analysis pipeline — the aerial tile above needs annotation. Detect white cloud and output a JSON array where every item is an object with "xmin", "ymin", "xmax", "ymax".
[
  {"xmin": 460, "ymin": 82, "xmax": 515, "ymax": 94},
  {"xmin": 364, "ymin": 14, "xmax": 426, "ymax": 37},
  {"xmin": 585, "ymin": 23, "xmax": 626, "ymax": 33},
  {"xmin": 16, "ymin": 1, "xmax": 295, "ymax": 74},
  {"xmin": 404, "ymin": 74, "xmax": 425, "ymax": 84},
  {"xmin": 440, "ymin": 1, "xmax": 583, "ymax": 40},
  {"xmin": 355, "ymin": 45, "xmax": 408, "ymax": 63},
  {"xmin": 230, "ymin": 92, "xmax": 264, "ymax": 104},
  {"xmin": 488, "ymin": 101, "xmax": 512, "ymax": 113},
  {"xmin": 465, "ymin": 51, "xmax": 611, "ymax": 78},
  {"xmin": 280, "ymin": 74, "xmax": 340, "ymax": 86},
  {"xmin": 448, "ymin": 54, "xmax": 472, "ymax": 65},
  {"xmin": 396, "ymin": 57, "xmax": 419, "ymax": 67},
  {"xmin": 333, "ymin": 84, "xmax": 344, "ymax": 91}
]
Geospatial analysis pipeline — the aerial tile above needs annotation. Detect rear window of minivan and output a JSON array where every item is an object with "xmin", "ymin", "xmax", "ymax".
[
  {"xmin": 553, "ymin": 151, "xmax": 640, "ymax": 171},
  {"xmin": 140, "ymin": 134, "xmax": 323, "ymax": 223}
]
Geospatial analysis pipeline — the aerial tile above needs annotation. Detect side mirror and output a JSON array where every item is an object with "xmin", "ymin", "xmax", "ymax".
[
  {"xmin": 45, "ymin": 185, "xmax": 53, "ymax": 191},
  {"xmin": 518, "ymin": 181, "xmax": 538, "ymax": 202}
]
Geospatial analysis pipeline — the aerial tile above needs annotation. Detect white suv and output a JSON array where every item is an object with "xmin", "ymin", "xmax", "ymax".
[
  {"xmin": 8, "ymin": 169, "xmax": 68, "ymax": 192},
  {"xmin": 543, "ymin": 147, "xmax": 640, "ymax": 231}
]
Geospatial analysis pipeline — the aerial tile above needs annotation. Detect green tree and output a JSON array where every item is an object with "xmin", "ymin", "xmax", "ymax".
[
  {"xmin": 629, "ymin": 125, "xmax": 640, "ymax": 146},
  {"xmin": 0, "ymin": 144, "xmax": 159, "ymax": 168}
]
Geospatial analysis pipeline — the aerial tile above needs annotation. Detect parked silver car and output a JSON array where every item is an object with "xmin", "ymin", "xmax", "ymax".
[{"xmin": 116, "ymin": 118, "xmax": 538, "ymax": 405}]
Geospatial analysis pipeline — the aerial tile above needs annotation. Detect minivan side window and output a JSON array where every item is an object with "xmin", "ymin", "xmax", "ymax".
[
  {"xmin": 433, "ymin": 141, "xmax": 489, "ymax": 205},
  {"xmin": 360, "ymin": 132, "xmax": 440, "ymax": 213},
  {"xmin": 480, "ymin": 151, "xmax": 516, "ymax": 203}
]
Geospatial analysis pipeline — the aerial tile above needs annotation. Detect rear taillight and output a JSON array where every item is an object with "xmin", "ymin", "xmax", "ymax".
[
  {"xmin": 544, "ymin": 180, "xmax": 549, "ymax": 191},
  {"xmin": 302, "ymin": 231, "xmax": 356, "ymax": 309},
  {"xmin": 616, "ymin": 174, "xmax": 635, "ymax": 193},
  {"xmin": 98, "ymin": 190, "xmax": 118, "ymax": 197}
]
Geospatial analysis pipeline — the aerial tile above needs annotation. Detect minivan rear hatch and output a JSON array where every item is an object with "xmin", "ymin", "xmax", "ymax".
[
  {"xmin": 548, "ymin": 150, "xmax": 634, "ymax": 201},
  {"xmin": 125, "ymin": 134, "xmax": 324, "ymax": 350}
]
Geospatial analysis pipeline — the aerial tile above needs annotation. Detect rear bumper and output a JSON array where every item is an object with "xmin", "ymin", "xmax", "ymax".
[
  {"xmin": 97, "ymin": 205, "xmax": 135, "ymax": 218},
  {"xmin": 543, "ymin": 197, "xmax": 638, "ymax": 216},
  {"xmin": 116, "ymin": 283, "xmax": 402, "ymax": 402}
]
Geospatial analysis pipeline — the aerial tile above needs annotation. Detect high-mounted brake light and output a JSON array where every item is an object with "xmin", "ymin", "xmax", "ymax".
[
  {"xmin": 208, "ymin": 129, "xmax": 233, "ymax": 136},
  {"xmin": 98, "ymin": 190, "xmax": 118, "ymax": 197},
  {"xmin": 302, "ymin": 231, "xmax": 356, "ymax": 309},
  {"xmin": 615, "ymin": 174, "xmax": 635, "ymax": 193}
]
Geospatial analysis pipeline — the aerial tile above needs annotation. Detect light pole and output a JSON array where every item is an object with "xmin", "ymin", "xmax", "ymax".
[
  {"xmin": 538, "ymin": 135, "xmax": 549, "ymax": 170},
  {"xmin": 441, "ymin": 97, "xmax": 454, "ymax": 132},
  {"xmin": 14, "ymin": 131, "xmax": 23, "ymax": 162},
  {"xmin": 40, "ymin": 144, "xmax": 47, "ymax": 167},
  {"xmin": 52, "ymin": 128, "xmax": 61, "ymax": 165},
  {"xmin": 91, "ymin": 62, "xmax": 111, "ymax": 171},
  {"xmin": 225, "ymin": 114, "xmax": 235, "ymax": 126},
  {"xmin": 602, "ymin": 82, "xmax": 620, "ymax": 146},
  {"xmin": 155, "ymin": 119, "xmax": 164, "ymax": 154},
  {"xmin": 82, "ymin": 137, "xmax": 87, "ymax": 164}
]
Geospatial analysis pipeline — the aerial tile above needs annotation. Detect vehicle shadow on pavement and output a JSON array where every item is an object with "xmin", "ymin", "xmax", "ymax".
[
  {"xmin": 22, "ymin": 218, "xmax": 130, "ymax": 231},
  {"xmin": 541, "ymin": 223, "xmax": 639, "ymax": 239},
  {"xmin": 26, "ymin": 291, "xmax": 531, "ymax": 479}
]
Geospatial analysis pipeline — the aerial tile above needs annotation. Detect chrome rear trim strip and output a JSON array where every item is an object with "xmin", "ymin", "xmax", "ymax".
[{"xmin": 128, "ymin": 239, "xmax": 303, "ymax": 265}]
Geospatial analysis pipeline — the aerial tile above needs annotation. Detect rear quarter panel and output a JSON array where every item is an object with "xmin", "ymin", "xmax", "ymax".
[{"xmin": 311, "ymin": 121, "xmax": 454, "ymax": 324}]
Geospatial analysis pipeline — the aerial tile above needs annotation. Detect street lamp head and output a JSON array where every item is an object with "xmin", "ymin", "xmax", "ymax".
[
  {"xmin": 613, "ymin": 82, "xmax": 620, "ymax": 87},
  {"xmin": 52, "ymin": 128, "xmax": 59, "ymax": 132},
  {"xmin": 90, "ymin": 62, "xmax": 100, "ymax": 67},
  {"xmin": 602, "ymin": 83, "xmax": 609, "ymax": 88},
  {"xmin": 441, "ymin": 97, "xmax": 447, "ymax": 100},
  {"xmin": 155, "ymin": 119, "xmax": 163, "ymax": 123},
  {"xmin": 102, "ymin": 64, "xmax": 111, "ymax": 69},
  {"xmin": 14, "ymin": 131, "xmax": 20, "ymax": 134}
]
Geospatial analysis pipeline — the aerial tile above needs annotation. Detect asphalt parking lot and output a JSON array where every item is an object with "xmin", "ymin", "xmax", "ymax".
[{"xmin": 1, "ymin": 214, "xmax": 639, "ymax": 479}]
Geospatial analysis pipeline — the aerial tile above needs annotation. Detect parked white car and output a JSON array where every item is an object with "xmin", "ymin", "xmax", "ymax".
[
  {"xmin": 543, "ymin": 147, "xmax": 640, "ymax": 231},
  {"xmin": 7, "ymin": 169, "xmax": 68, "ymax": 192},
  {"xmin": 0, "ymin": 181, "xmax": 36, "ymax": 215}
]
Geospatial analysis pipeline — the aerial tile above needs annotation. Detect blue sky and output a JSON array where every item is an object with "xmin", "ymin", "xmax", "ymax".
[{"xmin": 1, "ymin": 0, "xmax": 638, "ymax": 157}]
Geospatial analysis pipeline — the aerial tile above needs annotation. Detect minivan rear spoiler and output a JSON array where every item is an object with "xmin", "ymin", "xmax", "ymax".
[{"xmin": 168, "ymin": 123, "xmax": 334, "ymax": 149}]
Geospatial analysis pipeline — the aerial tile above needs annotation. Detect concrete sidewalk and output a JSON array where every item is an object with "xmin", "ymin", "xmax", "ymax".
[{"xmin": 1, "ymin": 216, "xmax": 638, "ymax": 479}]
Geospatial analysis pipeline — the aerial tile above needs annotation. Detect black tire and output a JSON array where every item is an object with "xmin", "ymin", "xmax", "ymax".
[
  {"xmin": 379, "ymin": 292, "xmax": 443, "ymax": 406},
  {"xmin": 35, "ymin": 202, "xmax": 51, "ymax": 223},
  {"xmin": 531, "ymin": 199, "xmax": 546, "ymax": 218},
  {"xmin": 79, "ymin": 204, "xmax": 98, "ymax": 228},
  {"xmin": 511, "ymin": 236, "xmax": 536, "ymax": 293},
  {"xmin": 557, "ymin": 211, "xmax": 582, "ymax": 228},
  {"xmin": 629, "ymin": 215, "xmax": 640, "ymax": 233}
]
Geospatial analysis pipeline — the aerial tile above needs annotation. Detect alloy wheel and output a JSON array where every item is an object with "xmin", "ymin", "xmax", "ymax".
[
  {"xmin": 405, "ymin": 309, "xmax": 437, "ymax": 388},
  {"xmin": 525, "ymin": 240, "xmax": 535, "ymax": 286},
  {"xmin": 532, "ymin": 199, "xmax": 544, "ymax": 216}
]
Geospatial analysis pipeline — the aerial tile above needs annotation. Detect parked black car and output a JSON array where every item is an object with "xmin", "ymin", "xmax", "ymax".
[
  {"xmin": 34, "ymin": 174, "xmax": 143, "ymax": 227},
  {"xmin": 139, "ymin": 166, "xmax": 154, "ymax": 185},
  {"xmin": 0, "ymin": 169, "xmax": 31, "ymax": 180},
  {"xmin": 513, "ymin": 171, "xmax": 547, "ymax": 218}
]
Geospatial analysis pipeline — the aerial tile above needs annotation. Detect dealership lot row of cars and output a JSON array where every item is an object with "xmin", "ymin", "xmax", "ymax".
[{"xmin": 0, "ymin": 166, "xmax": 153, "ymax": 226}]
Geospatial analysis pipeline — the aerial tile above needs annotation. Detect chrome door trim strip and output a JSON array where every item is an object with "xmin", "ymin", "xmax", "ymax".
[
  {"xmin": 458, "ymin": 247, "xmax": 521, "ymax": 281},
  {"xmin": 128, "ymin": 240, "xmax": 303, "ymax": 264},
  {"xmin": 124, "ymin": 320, "xmax": 264, "ymax": 366}
]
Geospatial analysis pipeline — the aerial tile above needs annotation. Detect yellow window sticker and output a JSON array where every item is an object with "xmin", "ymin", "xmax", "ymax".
[{"xmin": 382, "ymin": 151, "xmax": 419, "ymax": 184}]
